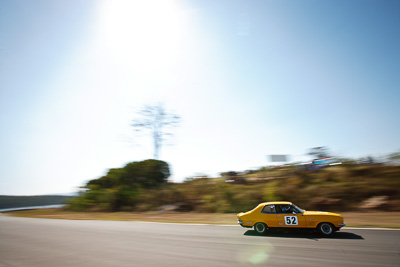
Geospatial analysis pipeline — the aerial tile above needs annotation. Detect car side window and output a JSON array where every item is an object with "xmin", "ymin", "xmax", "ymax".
[
  {"xmin": 261, "ymin": 205, "xmax": 276, "ymax": 214},
  {"xmin": 275, "ymin": 205, "xmax": 291, "ymax": 214},
  {"xmin": 275, "ymin": 205, "xmax": 282, "ymax": 213},
  {"xmin": 276, "ymin": 204, "xmax": 293, "ymax": 214}
]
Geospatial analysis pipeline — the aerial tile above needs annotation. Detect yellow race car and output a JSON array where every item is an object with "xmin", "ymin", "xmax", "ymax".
[{"xmin": 237, "ymin": 201, "xmax": 345, "ymax": 236}]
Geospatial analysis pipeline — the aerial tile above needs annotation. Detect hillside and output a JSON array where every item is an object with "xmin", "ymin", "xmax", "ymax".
[{"xmin": 67, "ymin": 163, "xmax": 400, "ymax": 213}]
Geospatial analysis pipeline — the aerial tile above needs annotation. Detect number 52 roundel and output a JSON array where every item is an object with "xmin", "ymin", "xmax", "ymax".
[{"xmin": 284, "ymin": 216, "xmax": 298, "ymax": 225}]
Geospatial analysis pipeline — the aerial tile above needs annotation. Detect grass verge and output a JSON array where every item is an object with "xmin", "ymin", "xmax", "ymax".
[{"xmin": 3, "ymin": 209, "xmax": 400, "ymax": 228}]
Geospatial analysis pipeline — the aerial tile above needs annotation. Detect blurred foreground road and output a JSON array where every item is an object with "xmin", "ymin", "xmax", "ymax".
[{"xmin": 0, "ymin": 215, "xmax": 399, "ymax": 267}]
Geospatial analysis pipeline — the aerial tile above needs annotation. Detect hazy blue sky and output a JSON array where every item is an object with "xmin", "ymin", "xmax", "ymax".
[{"xmin": 1, "ymin": 0, "xmax": 399, "ymax": 195}]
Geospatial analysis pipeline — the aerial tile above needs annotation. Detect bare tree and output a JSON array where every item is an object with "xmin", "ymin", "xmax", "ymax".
[{"xmin": 131, "ymin": 104, "xmax": 181, "ymax": 159}]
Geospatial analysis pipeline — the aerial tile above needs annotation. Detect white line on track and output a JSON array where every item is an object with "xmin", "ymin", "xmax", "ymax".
[
  {"xmin": 135, "ymin": 221, "xmax": 399, "ymax": 230},
  {"xmin": 343, "ymin": 227, "xmax": 400, "ymax": 231}
]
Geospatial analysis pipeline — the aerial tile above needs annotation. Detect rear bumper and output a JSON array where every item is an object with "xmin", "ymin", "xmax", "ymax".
[{"xmin": 238, "ymin": 219, "xmax": 252, "ymax": 228}]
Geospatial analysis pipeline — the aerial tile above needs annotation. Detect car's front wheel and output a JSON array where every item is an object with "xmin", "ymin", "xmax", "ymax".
[
  {"xmin": 317, "ymin": 222, "xmax": 335, "ymax": 236},
  {"xmin": 254, "ymin": 222, "xmax": 268, "ymax": 234}
]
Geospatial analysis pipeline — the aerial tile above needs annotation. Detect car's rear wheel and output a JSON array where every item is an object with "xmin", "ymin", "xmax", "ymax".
[
  {"xmin": 317, "ymin": 222, "xmax": 335, "ymax": 236},
  {"xmin": 254, "ymin": 222, "xmax": 267, "ymax": 234}
]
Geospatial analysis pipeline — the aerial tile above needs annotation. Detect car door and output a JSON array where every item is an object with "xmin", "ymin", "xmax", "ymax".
[
  {"xmin": 275, "ymin": 205, "xmax": 306, "ymax": 228},
  {"xmin": 257, "ymin": 204, "xmax": 278, "ymax": 227}
]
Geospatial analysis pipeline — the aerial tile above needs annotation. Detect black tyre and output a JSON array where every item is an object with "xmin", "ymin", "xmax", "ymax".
[
  {"xmin": 254, "ymin": 222, "xmax": 267, "ymax": 234},
  {"xmin": 317, "ymin": 222, "xmax": 335, "ymax": 236}
]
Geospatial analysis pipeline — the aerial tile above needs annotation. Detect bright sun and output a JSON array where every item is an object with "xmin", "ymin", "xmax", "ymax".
[{"xmin": 96, "ymin": 0, "xmax": 185, "ymax": 71}]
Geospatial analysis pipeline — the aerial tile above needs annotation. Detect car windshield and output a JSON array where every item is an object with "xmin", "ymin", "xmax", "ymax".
[{"xmin": 292, "ymin": 205, "xmax": 305, "ymax": 213}]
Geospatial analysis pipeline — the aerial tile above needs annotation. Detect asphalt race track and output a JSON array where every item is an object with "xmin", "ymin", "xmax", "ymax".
[{"xmin": 0, "ymin": 215, "xmax": 399, "ymax": 266}]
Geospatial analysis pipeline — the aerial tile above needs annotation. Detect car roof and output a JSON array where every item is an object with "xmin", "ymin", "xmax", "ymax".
[{"xmin": 258, "ymin": 201, "xmax": 292, "ymax": 206}]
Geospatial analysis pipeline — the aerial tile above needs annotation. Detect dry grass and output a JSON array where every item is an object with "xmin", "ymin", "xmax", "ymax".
[
  {"xmin": 4, "ymin": 208, "xmax": 400, "ymax": 228},
  {"xmin": 340, "ymin": 211, "xmax": 400, "ymax": 228},
  {"xmin": 4, "ymin": 209, "xmax": 236, "ymax": 224}
]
